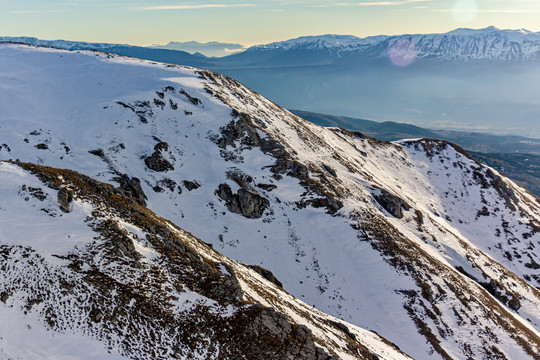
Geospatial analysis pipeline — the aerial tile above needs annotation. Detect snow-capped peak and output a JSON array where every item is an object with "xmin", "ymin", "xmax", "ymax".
[{"xmin": 246, "ymin": 26, "xmax": 540, "ymax": 61}]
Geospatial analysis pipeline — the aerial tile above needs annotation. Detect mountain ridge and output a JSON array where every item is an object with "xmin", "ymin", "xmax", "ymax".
[
  {"xmin": 5, "ymin": 26, "xmax": 540, "ymax": 62},
  {"xmin": 233, "ymin": 26, "xmax": 540, "ymax": 63},
  {"xmin": 2, "ymin": 43, "xmax": 540, "ymax": 359},
  {"xmin": 5, "ymin": 27, "xmax": 540, "ymax": 138},
  {"xmin": 0, "ymin": 160, "xmax": 408, "ymax": 359}
]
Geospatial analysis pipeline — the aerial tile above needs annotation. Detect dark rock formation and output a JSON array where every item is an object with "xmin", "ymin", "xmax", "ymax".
[
  {"xmin": 241, "ymin": 307, "xmax": 339, "ymax": 360},
  {"xmin": 179, "ymin": 89, "xmax": 201, "ymax": 105},
  {"xmin": 374, "ymin": 189, "xmax": 411, "ymax": 219},
  {"xmin": 248, "ymin": 265, "xmax": 283, "ymax": 288},
  {"xmin": 153, "ymin": 98, "xmax": 165, "ymax": 109},
  {"xmin": 257, "ymin": 183, "xmax": 277, "ymax": 192},
  {"xmin": 508, "ymin": 295, "xmax": 521, "ymax": 311},
  {"xmin": 296, "ymin": 197, "xmax": 343, "ymax": 215},
  {"xmin": 216, "ymin": 183, "xmax": 269, "ymax": 219},
  {"xmin": 322, "ymin": 164, "xmax": 337, "ymax": 177},
  {"xmin": 114, "ymin": 174, "xmax": 147, "ymax": 206},
  {"xmin": 214, "ymin": 112, "xmax": 343, "ymax": 215},
  {"xmin": 144, "ymin": 142, "xmax": 174, "ymax": 172},
  {"xmin": 1, "ymin": 292, "xmax": 9, "ymax": 303},
  {"xmin": 157, "ymin": 178, "xmax": 177, "ymax": 192},
  {"xmin": 217, "ymin": 113, "xmax": 261, "ymax": 149},
  {"xmin": 182, "ymin": 180, "xmax": 201, "ymax": 191},
  {"xmin": 57, "ymin": 188, "xmax": 73, "ymax": 213},
  {"xmin": 328, "ymin": 320, "xmax": 357, "ymax": 341},
  {"xmin": 271, "ymin": 158, "xmax": 309, "ymax": 180}
]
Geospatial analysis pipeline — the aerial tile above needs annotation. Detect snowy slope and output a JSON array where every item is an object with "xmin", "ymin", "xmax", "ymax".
[
  {"xmin": 0, "ymin": 161, "xmax": 409, "ymax": 360},
  {"xmin": 1, "ymin": 43, "xmax": 540, "ymax": 359}
]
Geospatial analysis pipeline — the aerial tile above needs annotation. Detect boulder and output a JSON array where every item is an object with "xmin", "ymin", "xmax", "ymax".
[
  {"xmin": 375, "ymin": 189, "xmax": 410, "ymax": 219},
  {"xmin": 114, "ymin": 174, "xmax": 147, "ymax": 206},
  {"xmin": 57, "ymin": 188, "xmax": 73, "ymax": 213},
  {"xmin": 216, "ymin": 183, "xmax": 269, "ymax": 219},
  {"xmin": 248, "ymin": 265, "xmax": 283, "ymax": 288}
]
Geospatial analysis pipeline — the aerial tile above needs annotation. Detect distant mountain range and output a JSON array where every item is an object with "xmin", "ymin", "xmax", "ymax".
[
  {"xmin": 235, "ymin": 26, "xmax": 540, "ymax": 64},
  {"xmin": 5, "ymin": 26, "xmax": 540, "ymax": 63},
  {"xmin": 3, "ymin": 27, "xmax": 540, "ymax": 137},
  {"xmin": 148, "ymin": 41, "xmax": 246, "ymax": 57}
]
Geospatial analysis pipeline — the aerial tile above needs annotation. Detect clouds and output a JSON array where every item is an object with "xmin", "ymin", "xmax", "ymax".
[
  {"xmin": 136, "ymin": 3, "xmax": 255, "ymax": 11},
  {"xmin": 8, "ymin": 9, "xmax": 68, "ymax": 14},
  {"xmin": 308, "ymin": 0, "xmax": 429, "ymax": 7},
  {"xmin": 335, "ymin": 0, "xmax": 430, "ymax": 6}
]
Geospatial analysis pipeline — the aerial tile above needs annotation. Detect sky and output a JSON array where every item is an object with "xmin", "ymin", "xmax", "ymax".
[{"xmin": 1, "ymin": 0, "xmax": 540, "ymax": 46}]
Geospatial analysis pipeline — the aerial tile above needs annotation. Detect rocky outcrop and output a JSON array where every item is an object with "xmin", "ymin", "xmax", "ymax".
[
  {"xmin": 57, "ymin": 188, "xmax": 73, "ymax": 213},
  {"xmin": 3, "ymin": 161, "xmax": 393, "ymax": 360},
  {"xmin": 374, "ymin": 189, "xmax": 410, "ymax": 219},
  {"xmin": 144, "ymin": 141, "xmax": 174, "ymax": 172},
  {"xmin": 114, "ymin": 174, "xmax": 147, "ymax": 206},
  {"xmin": 182, "ymin": 180, "xmax": 200, "ymax": 191},
  {"xmin": 179, "ymin": 89, "xmax": 201, "ymax": 105},
  {"xmin": 213, "ymin": 111, "xmax": 343, "ymax": 215},
  {"xmin": 216, "ymin": 183, "xmax": 269, "ymax": 219},
  {"xmin": 248, "ymin": 265, "xmax": 283, "ymax": 288},
  {"xmin": 239, "ymin": 307, "xmax": 339, "ymax": 360}
]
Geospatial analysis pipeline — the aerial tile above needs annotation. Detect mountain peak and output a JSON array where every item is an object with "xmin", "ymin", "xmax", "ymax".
[{"xmin": 2, "ymin": 43, "xmax": 540, "ymax": 359}]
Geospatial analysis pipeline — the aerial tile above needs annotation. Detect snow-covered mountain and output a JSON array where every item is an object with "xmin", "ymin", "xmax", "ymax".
[
  {"xmin": 2, "ymin": 43, "xmax": 540, "ymax": 359},
  {"xmin": 5, "ymin": 28, "xmax": 540, "ymax": 137},
  {"xmin": 245, "ymin": 26, "xmax": 540, "ymax": 62},
  {"xmin": 6, "ymin": 26, "xmax": 540, "ymax": 63},
  {"xmin": 0, "ymin": 161, "xmax": 409, "ymax": 360},
  {"xmin": 0, "ymin": 36, "xmax": 127, "ymax": 51}
]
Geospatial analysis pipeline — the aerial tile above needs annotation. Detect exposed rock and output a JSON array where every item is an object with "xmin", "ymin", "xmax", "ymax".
[
  {"xmin": 94, "ymin": 219, "xmax": 141, "ymax": 261},
  {"xmin": 217, "ymin": 112, "xmax": 261, "ymax": 149},
  {"xmin": 322, "ymin": 164, "xmax": 337, "ymax": 177},
  {"xmin": 241, "ymin": 307, "xmax": 338, "ymax": 360},
  {"xmin": 374, "ymin": 189, "xmax": 411, "ymax": 219},
  {"xmin": 271, "ymin": 158, "xmax": 309, "ymax": 180},
  {"xmin": 179, "ymin": 89, "xmax": 201, "ymax": 105},
  {"xmin": 0, "ymin": 292, "xmax": 8, "ymax": 303},
  {"xmin": 328, "ymin": 320, "xmax": 357, "ymax": 341},
  {"xmin": 182, "ymin": 180, "xmax": 201, "ymax": 191},
  {"xmin": 208, "ymin": 264, "xmax": 244, "ymax": 301},
  {"xmin": 116, "ymin": 100, "xmax": 153, "ymax": 123},
  {"xmin": 153, "ymin": 98, "xmax": 165, "ymax": 109},
  {"xmin": 57, "ymin": 188, "xmax": 73, "ymax": 213},
  {"xmin": 216, "ymin": 183, "xmax": 269, "ymax": 219},
  {"xmin": 509, "ymin": 295, "xmax": 521, "ymax": 311},
  {"xmin": 88, "ymin": 149, "xmax": 105, "ymax": 158},
  {"xmin": 157, "ymin": 178, "xmax": 177, "ymax": 192},
  {"xmin": 153, "ymin": 141, "xmax": 169, "ymax": 152},
  {"xmin": 296, "ymin": 197, "xmax": 343, "ymax": 215},
  {"xmin": 257, "ymin": 183, "xmax": 277, "ymax": 192},
  {"xmin": 114, "ymin": 174, "xmax": 147, "ymax": 206},
  {"xmin": 144, "ymin": 142, "xmax": 174, "ymax": 172},
  {"xmin": 415, "ymin": 209, "xmax": 424, "ymax": 225},
  {"xmin": 35, "ymin": 143, "xmax": 48, "ymax": 150},
  {"xmin": 248, "ymin": 265, "xmax": 283, "ymax": 288}
]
